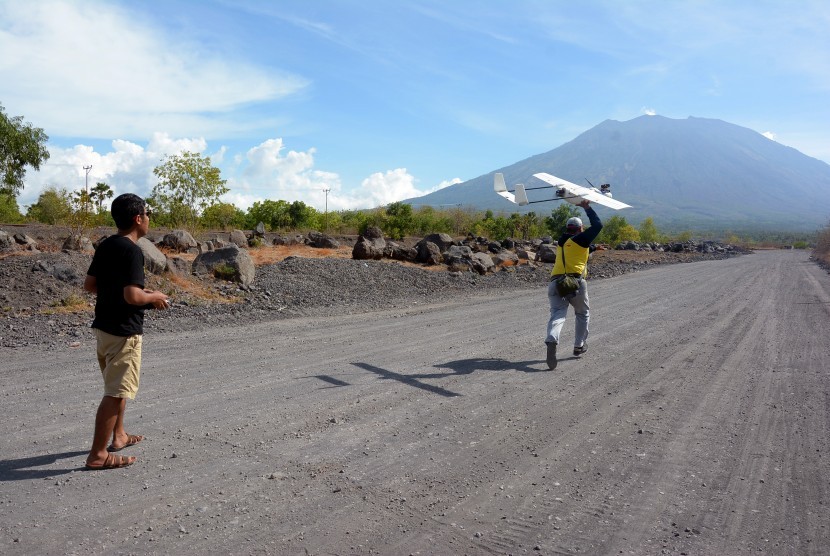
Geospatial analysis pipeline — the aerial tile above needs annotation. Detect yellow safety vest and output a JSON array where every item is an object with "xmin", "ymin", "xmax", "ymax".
[{"xmin": 551, "ymin": 238, "xmax": 590, "ymax": 277}]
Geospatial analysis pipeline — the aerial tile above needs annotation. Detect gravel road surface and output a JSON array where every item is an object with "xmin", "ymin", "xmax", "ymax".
[{"xmin": 1, "ymin": 249, "xmax": 828, "ymax": 555}]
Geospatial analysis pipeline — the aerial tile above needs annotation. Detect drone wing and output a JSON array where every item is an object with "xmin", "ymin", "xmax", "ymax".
[{"xmin": 533, "ymin": 173, "xmax": 632, "ymax": 210}]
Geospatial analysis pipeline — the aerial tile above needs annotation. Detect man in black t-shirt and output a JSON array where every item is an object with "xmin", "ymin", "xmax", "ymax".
[{"xmin": 83, "ymin": 193, "xmax": 169, "ymax": 470}]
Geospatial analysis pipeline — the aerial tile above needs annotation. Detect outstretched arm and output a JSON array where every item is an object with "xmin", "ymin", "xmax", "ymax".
[{"xmin": 573, "ymin": 201, "xmax": 603, "ymax": 246}]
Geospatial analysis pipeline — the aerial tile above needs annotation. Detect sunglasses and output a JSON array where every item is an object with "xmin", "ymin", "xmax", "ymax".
[{"xmin": 141, "ymin": 208, "xmax": 153, "ymax": 218}]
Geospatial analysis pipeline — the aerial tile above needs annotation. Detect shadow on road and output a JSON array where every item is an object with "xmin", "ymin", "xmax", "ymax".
[
  {"xmin": 430, "ymin": 357, "xmax": 547, "ymax": 376},
  {"xmin": 0, "ymin": 450, "xmax": 88, "ymax": 481},
  {"xmin": 352, "ymin": 362, "xmax": 461, "ymax": 397},
  {"xmin": 351, "ymin": 358, "xmax": 550, "ymax": 398}
]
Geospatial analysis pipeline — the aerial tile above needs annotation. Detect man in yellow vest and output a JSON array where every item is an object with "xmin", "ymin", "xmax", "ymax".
[{"xmin": 546, "ymin": 200, "xmax": 603, "ymax": 370}]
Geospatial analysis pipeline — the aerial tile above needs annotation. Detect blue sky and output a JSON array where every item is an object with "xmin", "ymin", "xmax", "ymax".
[{"xmin": 2, "ymin": 0, "xmax": 829, "ymax": 212}]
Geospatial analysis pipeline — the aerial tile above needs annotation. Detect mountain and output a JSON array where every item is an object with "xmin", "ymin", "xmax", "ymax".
[{"xmin": 405, "ymin": 116, "xmax": 830, "ymax": 231}]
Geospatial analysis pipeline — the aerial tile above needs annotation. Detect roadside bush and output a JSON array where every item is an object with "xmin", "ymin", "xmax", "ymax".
[
  {"xmin": 26, "ymin": 187, "xmax": 71, "ymax": 224},
  {"xmin": 0, "ymin": 193, "xmax": 22, "ymax": 223},
  {"xmin": 814, "ymin": 223, "xmax": 830, "ymax": 265}
]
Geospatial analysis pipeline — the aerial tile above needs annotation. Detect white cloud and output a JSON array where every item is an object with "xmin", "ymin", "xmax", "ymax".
[
  {"xmin": 20, "ymin": 134, "xmax": 458, "ymax": 214},
  {"xmin": 228, "ymin": 140, "xmax": 455, "ymax": 212},
  {"xmin": 359, "ymin": 169, "xmax": 420, "ymax": 207},
  {"xmin": 0, "ymin": 0, "xmax": 307, "ymax": 139},
  {"xmin": 642, "ymin": 107, "xmax": 657, "ymax": 116},
  {"xmin": 762, "ymin": 131, "xmax": 776, "ymax": 141},
  {"xmin": 17, "ymin": 133, "xmax": 211, "ymax": 209}
]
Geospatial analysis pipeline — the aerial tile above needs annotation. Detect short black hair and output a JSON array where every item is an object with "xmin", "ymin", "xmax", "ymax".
[{"xmin": 111, "ymin": 193, "xmax": 146, "ymax": 230}]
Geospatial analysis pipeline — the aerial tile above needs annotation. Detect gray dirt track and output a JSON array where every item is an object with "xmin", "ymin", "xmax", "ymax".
[{"xmin": 1, "ymin": 249, "xmax": 828, "ymax": 555}]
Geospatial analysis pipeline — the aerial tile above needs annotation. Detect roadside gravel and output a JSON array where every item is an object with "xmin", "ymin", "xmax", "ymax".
[{"xmin": 1, "ymin": 245, "xmax": 743, "ymax": 350}]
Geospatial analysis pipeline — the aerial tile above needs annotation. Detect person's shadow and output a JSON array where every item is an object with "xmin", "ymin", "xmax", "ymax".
[
  {"xmin": 0, "ymin": 451, "xmax": 88, "ymax": 481},
  {"xmin": 427, "ymin": 357, "xmax": 549, "ymax": 377}
]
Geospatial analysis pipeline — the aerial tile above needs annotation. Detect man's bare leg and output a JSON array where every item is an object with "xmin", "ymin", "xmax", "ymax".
[
  {"xmin": 109, "ymin": 398, "xmax": 144, "ymax": 450},
  {"xmin": 87, "ymin": 396, "xmax": 135, "ymax": 467}
]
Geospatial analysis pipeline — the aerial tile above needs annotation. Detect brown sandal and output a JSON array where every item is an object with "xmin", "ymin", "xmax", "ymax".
[
  {"xmin": 107, "ymin": 434, "xmax": 144, "ymax": 452},
  {"xmin": 85, "ymin": 453, "xmax": 136, "ymax": 470}
]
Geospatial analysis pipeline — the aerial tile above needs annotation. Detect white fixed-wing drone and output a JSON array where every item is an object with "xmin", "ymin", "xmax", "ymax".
[{"xmin": 494, "ymin": 172, "xmax": 632, "ymax": 210}]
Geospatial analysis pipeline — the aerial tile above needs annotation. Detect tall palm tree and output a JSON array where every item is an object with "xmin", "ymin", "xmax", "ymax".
[{"xmin": 91, "ymin": 182, "xmax": 113, "ymax": 212}]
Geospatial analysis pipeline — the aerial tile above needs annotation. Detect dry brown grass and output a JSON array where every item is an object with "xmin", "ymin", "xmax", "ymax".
[
  {"xmin": 149, "ymin": 272, "xmax": 238, "ymax": 304},
  {"xmin": 42, "ymin": 293, "xmax": 92, "ymax": 315},
  {"xmin": 247, "ymin": 244, "xmax": 354, "ymax": 265}
]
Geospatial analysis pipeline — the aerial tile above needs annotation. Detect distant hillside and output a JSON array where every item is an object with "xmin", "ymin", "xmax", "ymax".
[{"xmin": 405, "ymin": 116, "xmax": 830, "ymax": 232}]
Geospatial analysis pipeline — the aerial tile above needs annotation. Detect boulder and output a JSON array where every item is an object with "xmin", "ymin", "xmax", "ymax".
[
  {"xmin": 470, "ymin": 252, "xmax": 495, "ymax": 275},
  {"xmin": 386, "ymin": 242, "xmax": 418, "ymax": 262},
  {"xmin": 166, "ymin": 256, "xmax": 191, "ymax": 276},
  {"xmin": 444, "ymin": 245, "xmax": 474, "ymax": 264},
  {"xmin": 229, "ymin": 229, "xmax": 248, "ymax": 248},
  {"xmin": 137, "ymin": 237, "xmax": 168, "ymax": 274},
  {"xmin": 421, "ymin": 233, "xmax": 454, "ymax": 252},
  {"xmin": 352, "ymin": 235, "xmax": 385, "ymax": 260},
  {"xmin": 363, "ymin": 226, "xmax": 384, "ymax": 240},
  {"xmin": 307, "ymin": 231, "xmax": 340, "ymax": 249},
  {"xmin": 416, "ymin": 241, "xmax": 442, "ymax": 265},
  {"xmin": 536, "ymin": 243, "xmax": 557, "ymax": 263},
  {"xmin": 192, "ymin": 244, "xmax": 255, "ymax": 287},
  {"xmin": 161, "ymin": 230, "xmax": 198, "ymax": 252},
  {"xmin": 0, "ymin": 230, "xmax": 13, "ymax": 249},
  {"xmin": 31, "ymin": 260, "xmax": 81, "ymax": 284},
  {"xmin": 13, "ymin": 233, "xmax": 38, "ymax": 250},
  {"xmin": 254, "ymin": 222, "xmax": 266, "ymax": 237},
  {"xmin": 62, "ymin": 235, "xmax": 94, "ymax": 253},
  {"xmin": 447, "ymin": 260, "xmax": 472, "ymax": 273},
  {"xmin": 493, "ymin": 250, "xmax": 519, "ymax": 267}
]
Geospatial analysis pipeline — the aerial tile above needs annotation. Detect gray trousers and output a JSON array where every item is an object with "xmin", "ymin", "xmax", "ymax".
[{"xmin": 545, "ymin": 278, "xmax": 590, "ymax": 347}]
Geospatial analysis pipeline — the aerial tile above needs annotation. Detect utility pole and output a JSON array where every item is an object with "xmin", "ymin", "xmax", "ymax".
[
  {"xmin": 323, "ymin": 187, "xmax": 330, "ymax": 232},
  {"xmin": 83, "ymin": 165, "xmax": 92, "ymax": 195},
  {"xmin": 82, "ymin": 165, "xmax": 93, "ymax": 212}
]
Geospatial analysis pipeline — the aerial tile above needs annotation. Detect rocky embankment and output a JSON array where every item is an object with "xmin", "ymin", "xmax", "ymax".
[{"xmin": 0, "ymin": 224, "xmax": 749, "ymax": 349}]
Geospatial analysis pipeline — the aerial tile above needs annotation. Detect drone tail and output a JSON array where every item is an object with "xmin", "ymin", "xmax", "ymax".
[
  {"xmin": 515, "ymin": 183, "xmax": 529, "ymax": 206},
  {"xmin": 494, "ymin": 173, "xmax": 507, "ymax": 193}
]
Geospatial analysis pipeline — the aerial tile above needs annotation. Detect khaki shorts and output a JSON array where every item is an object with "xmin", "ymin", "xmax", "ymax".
[{"xmin": 94, "ymin": 329, "xmax": 142, "ymax": 399}]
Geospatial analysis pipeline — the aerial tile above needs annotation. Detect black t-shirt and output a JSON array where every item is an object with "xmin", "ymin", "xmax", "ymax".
[{"xmin": 87, "ymin": 234, "xmax": 146, "ymax": 336}]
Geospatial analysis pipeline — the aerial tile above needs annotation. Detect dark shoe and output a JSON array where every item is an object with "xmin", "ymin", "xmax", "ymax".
[
  {"xmin": 573, "ymin": 344, "xmax": 588, "ymax": 357},
  {"xmin": 546, "ymin": 342, "xmax": 557, "ymax": 370}
]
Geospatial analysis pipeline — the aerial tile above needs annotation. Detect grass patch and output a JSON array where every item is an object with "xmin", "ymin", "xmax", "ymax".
[
  {"xmin": 148, "ymin": 272, "xmax": 242, "ymax": 305},
  {"xmin": 213, "ymin": 263, "xmax": 237, "ymax": 281},
  {"xmin": 43, "ymin": 293, "xmax": 91, "ymax": 314}
]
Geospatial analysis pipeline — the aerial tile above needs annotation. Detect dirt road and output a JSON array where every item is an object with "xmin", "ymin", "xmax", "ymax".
[{"xmin": 1, "ymin": 249, "xmax": 828, "ymax": 555}]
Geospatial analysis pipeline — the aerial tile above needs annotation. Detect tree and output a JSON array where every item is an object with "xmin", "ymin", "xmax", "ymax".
[
  {"xmin": 385, "ymin": 202, "xmax": 414, "ymax": 239},
  {"xmin": 597, "ymin": 215, "xmax": 640, "ymax": 245},
  {"xmin": 0, "ymin": 104, "xmax": 50, "ymax": 196},
  {"xmin": 90, "ymin": 182, "xmax": 114, "ymax": 212},
  {"xmin": 151, "ymin": 151, "xmax": 228, "ymax": 230},
  {"xmin": 0, "ymin": 193, "xmax": 22, "ymax": 223},
  {"xmin": 288, "ymin": 200, "xmax": 316, "ymax": 229},
  {"xmin": 26, "ymin": 187, "xmax": 72, "ymax": 224},
  {"xmin": 246, "ymin": 199, "xmax": 291, "ymax": 230},
  {"xmin": 544, "ymin": 204, "xmax": 581, "ymax": 237},
  {"xmin": 66, "ymin": 189, "xmax": 96, "ymax": 237},
  {"xmin": 638, "ymin": 217, "xmax": 660, "ymax": 243},
  {"xmin": 201, "ymin": 202, "xmax": 246, "ymax": 230}
]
